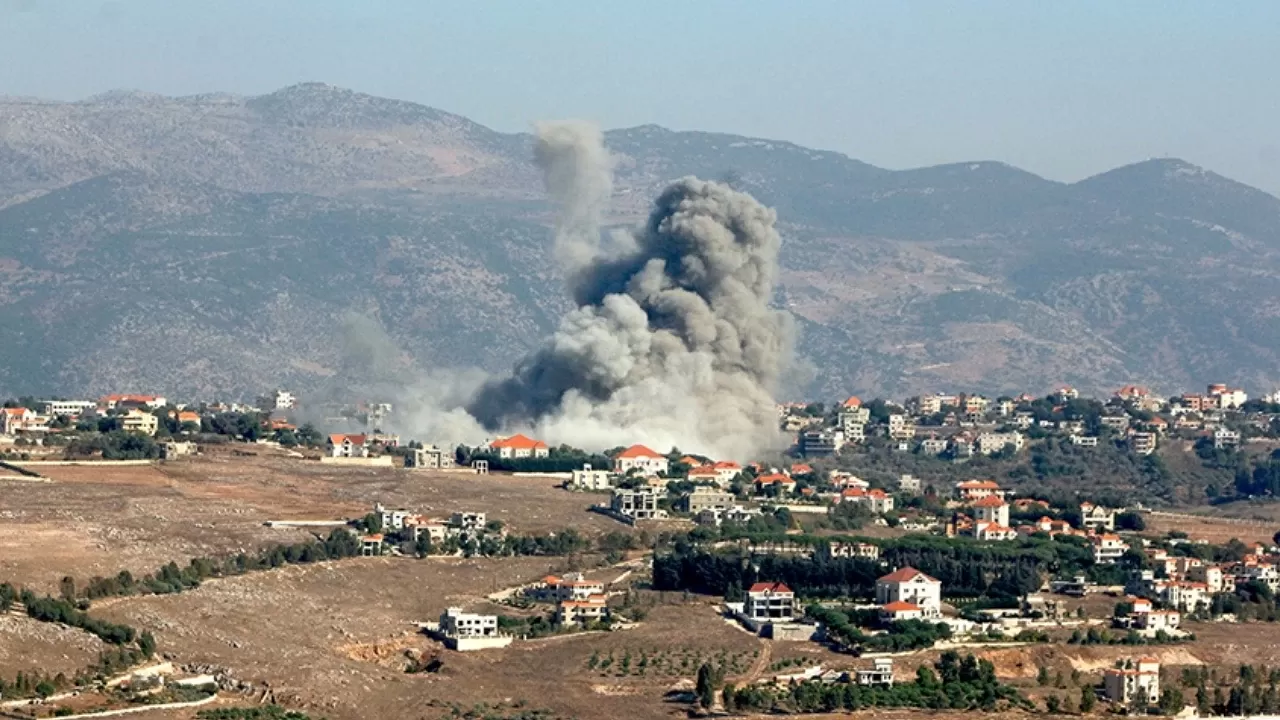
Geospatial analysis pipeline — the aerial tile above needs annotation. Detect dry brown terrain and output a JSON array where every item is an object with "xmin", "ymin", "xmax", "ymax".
[
  {"xmin": 1143, "ymin": 511, "xmax": 1277, "ymax": 545},
  {"xmin": 0, "ymin": 450, "xmax": 625, "ymax": 592},
  {"xmin": 0, "ymin": 612, "xmax": 108, "ymax": 678}
]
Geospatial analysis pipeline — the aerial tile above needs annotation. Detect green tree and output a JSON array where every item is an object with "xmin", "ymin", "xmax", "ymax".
[
  {"xmin": 139, "ymin": 630, "xmax": 157, "ymax": 658},
  {"xmin": 1045, "ymin": 694, "xmax": 1061, "ymax": 714},
  {"xmin": 35, "ymin": 680, "xmax": 55, "ymax": 699},
  {"xmin": 696, "ymin": 662, "xmax": 722, "ymax": 709},
  {"xmin": 1159, "ymin": 688, "xmax": 1186, "ymax": 716},
  {"xmin": 1037, "ymin": 665, "xmax": 1051, "ymax": 686},
  {"xmin": 1080, "ymin": 684, "xmax": 1096, "ymax": 713}
]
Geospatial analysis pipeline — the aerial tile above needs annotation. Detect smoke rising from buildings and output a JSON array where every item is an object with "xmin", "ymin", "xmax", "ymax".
[{"xmin": 465, "ymin": 121, "xmax": 791, "ymax": 459}]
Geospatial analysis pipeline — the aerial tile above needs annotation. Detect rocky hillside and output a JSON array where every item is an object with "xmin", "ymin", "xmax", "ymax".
[{"xmin": 1, "ymin": 83, "xmax": 1278, "ymax": 400}]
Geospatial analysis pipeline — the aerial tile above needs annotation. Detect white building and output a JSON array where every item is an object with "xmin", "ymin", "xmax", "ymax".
[
  {"xmin": 120, "ymin": 409, "xmax": 159, "ymax": 436},
  {"xmin": 40, "ymin": 400, "xmax": 95, "ymax": 417},
  {"xmin": 1213, "ymin": 427, "xmax": 1241, "ymax": 449},
  {"xmin": 1070, "ymin": 435, "xmax": 1099, "ymax": 447},
  {"xmin": 1092, "ymin": 534, "xmax": 1129, "ymax": 564},
  {"xmin": 612, "ymin": 444, "xmax": 669, "ymax": 475},
  {"xmin": 263, "ymin": 390, "xmax": 296, "ymax": 410},
  {"xmin": 405, "ymin": 446, "xmax": 455, "ymax": 469},
  {"xmin": 485, "ymin": 434, "xmax": 549, "ymax": 459},
  {"xmin": 744, "ymin": 582, "xmax": 796, "ymax": 622},
  {"xmin": 569, "ymin": 464, "xmax": 612, "ymax": 491},
  {"xmin": 439, "ymin": 607, "xmax": 500, "ymax": 638},
  {"xmin": 976, "ymin": 432, "xmax": 1024, "ymax": 455},
  {"xmin": 328, "ymin": 433, "xmax": 369, "ymax": 458},
  {"xmin": 875, "ymin": 567, "xmax": 942, "ymax": 618},
  {"xmin": 611, "ymin": 488, "xmax": 666, "ymax": 521},
  {"xmin": 972, "ymin": 495, "xmax": 1010, "ymax": 527},
  {"xmin": 1079, "ymin": 502, "xmax": 1117, "ymax": 531},
  {"xmin": 1104, "ymin": 658, "xmax": 1160, "ymax": 706}
]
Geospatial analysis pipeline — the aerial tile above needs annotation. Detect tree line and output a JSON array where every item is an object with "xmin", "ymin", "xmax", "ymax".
[{"xmin": 717, "ymin": 651, "xmax": 1029, "ymax": 715}]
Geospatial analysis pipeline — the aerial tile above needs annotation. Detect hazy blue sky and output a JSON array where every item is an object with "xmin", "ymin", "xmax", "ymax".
[{"xmin": 3, "ymin": 0, "xmax": 1278, "ymax": 194}]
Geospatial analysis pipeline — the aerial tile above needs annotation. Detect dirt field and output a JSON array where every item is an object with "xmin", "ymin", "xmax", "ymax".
[
  {"xmin": 1143, "ymin": 510, "xmax": 1277, "ymax": 544},
  {"xmin": 0, "ymin": 450, "xmax": 626, "ymax": 592},
  {"xmin": 0, "ymin": 612, "xmax": 108, "ymax": 678},
  {"xmin": 90, "ymin": 556, "xmax": 774, "ymax": 720}
]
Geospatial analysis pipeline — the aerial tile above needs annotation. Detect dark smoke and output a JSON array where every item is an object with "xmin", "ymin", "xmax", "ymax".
[{"xmin": 465, "ymin": 122, "xmax": 790, "ymax": 459}]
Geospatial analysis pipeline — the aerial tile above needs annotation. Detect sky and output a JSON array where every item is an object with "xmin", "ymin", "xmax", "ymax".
[{"xmin": 2, "ymin": 0, "xmax": 1278, "ymax": 195}]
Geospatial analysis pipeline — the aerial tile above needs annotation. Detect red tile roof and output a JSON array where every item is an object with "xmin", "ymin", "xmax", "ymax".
[
  {"xmin": 756, "ymin": 473, "xmax": 794, "ymax": 485},
  {"xmin": 880, "ymin": 601, "xmax": 921, "ymax": 613},
  {"xmin": 748, "ymin": 582, "xmax": 793, "ymax": 594},
  {"xmin": 877, "ymin": 567, "xmax": 939, "ymax": 584},
  {"xmin": 491, "ymin": 433, "xmax": 548, "ymax": 450},
  {"xmin": 617, "ymin": 444, "xmax": 663, "ymax": 459},
  {"xmin": 973, "ymin": 495, "xmax": 1007, "ymax": 508},
  {"xmin": 329, "ymin": 433, "xmax": 367, "ymax": 445},
  {"xmin": 957, "ymin": 480, "xmax": 1000, "ymax": 489},
  {"xmin": 842, "ymin": 396, "xmax": 862, "ymax": 408}
]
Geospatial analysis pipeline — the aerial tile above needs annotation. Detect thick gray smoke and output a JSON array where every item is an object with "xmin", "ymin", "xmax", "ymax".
[{"xmin": 465, "ymin": 122, "xmax": 791, "ymax": 459}]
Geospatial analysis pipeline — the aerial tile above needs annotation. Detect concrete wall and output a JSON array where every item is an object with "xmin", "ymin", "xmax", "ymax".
[
  {"xmin": 318, "ymin": 456, "xmax": 394, "ymax": 467},
  {"xmin": 446, "ymin": 635, "xmax": 514, "ymax": 651}
]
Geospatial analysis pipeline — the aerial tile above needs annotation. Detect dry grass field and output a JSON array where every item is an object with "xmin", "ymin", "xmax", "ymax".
[{"xmin": 0, "ymin": 450, "xmax": 625, "ymax": 592}]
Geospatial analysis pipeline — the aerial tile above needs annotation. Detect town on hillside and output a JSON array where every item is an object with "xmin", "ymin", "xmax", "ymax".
[{"xmin": 3, "ymin": 383, "xmax": 1280, "ymax": 718}]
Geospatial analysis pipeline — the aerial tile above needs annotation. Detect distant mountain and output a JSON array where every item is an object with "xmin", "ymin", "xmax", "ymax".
[{"xmin": 1, "ymin": 83, "xmax": 1278, "ymax": 401}]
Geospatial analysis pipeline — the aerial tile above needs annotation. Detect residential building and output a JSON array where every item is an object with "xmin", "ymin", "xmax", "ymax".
[
  {"xmin": 710, "ymin": 461, "xmax": 743, "ymax": 485},
  {"xmin": 376, "ymin": 504, "xmax": 412, "ymax": 530},
  {"xmin": 1159, "ymin": 581, "xmax": 1209, "ymax": 612},
  {"xmin": 360, "ymin": 534, "xmax": 383, "ymax": 556},
  {"xmin": 1092, "ymin": 534, "xmax": 1129, "ymax": 564},
  {"xmin": 800, "ymin": 428, "xmax": 845, "ymax": 456},
  {"xmin": 1100, "ymin": 414, "xmax": 1131, "ymax": 431},
  {"xmin": 1055, "ymin": 386, "xmax": 1080, "ymax": 402},
  {"xmin": 976, "ymin": 432, "xmax": 1024, "ymax": 455},
  {"xmin": 1115, "ymin": 385, "xmax": 1151, "ymax": 403},
  {"xmin": 610, "ymin": 488, "xmax": 665, "ymax": 520},
  {"xmin": 1, "ymin": 407, "xmax": 44, "ymax": 435},
  {"xmin": 405, "ymin": 446, "xmax": 455, "ymax": 469},
  {"xmin": 1103, "ymin": 658, "xmax": 1160, "ymax": 706},
  {"xmin": 879, "ymin": 601, "xmax": 925, "ymax": 622},
  {"xmin": 613, "ymin": 444, "xmax": 669, "ymax": 475},
  {"xmin": 829, "ymin": 542, "xmax": 880, "ymax": 560},
  {"xmin": 839, "ymin": 487, "xmax": 894, "ymax": 514},
  {"xmin": 527, "ymin": 573, "xmax": 608, "ymax": 603},
  {"xmin": 1079, "ymin": 502, "xmax": 1117, "ymax": 531},
  {"xmin": 1134, "ymin": 610, "xmax": 1180, "ymax": 632},
  {"xmin": 955, "ymin": 480, "xmax": 1001, "ymax": 502},
  {"xmin": 744, "ymin": 582, "xmax": 796, "ymax": 622},
  {"xmin": 1129, "ymin": 432, "xmax": 1157, "ymax": 455},
  {"xmin": 569, "ymin": 464, "xmax": 612, "ymax": 491},
  {"xmin": 449, "ymin": 512, "xmax": 487, "ymax": 532},
  {"xmin": 756, "ymin": 473, "xmax": 796, "ymax": 495},
  {"xmin": 439, "ymin": 607, "xmax": 501, "ymax": 638},
  {"xmin": 856, "ymin": 658, "xmax": 895, "ymax": 687},
  {"xmin": 996, "ymin": 399, "xmax": 1015, "ymax": 417},
  {"xmin": 684, "ymin": 487, "xmax": 733, "ymax": 514},
  {"xmin": 486, "ymin": 434, "xmax": 550, "ymax": 459},
  {"xmin": 121, "ymin": 409, "xmax": 159, "ymax": 436},
  {"xmin": 919, "ymin": 437, "xmax": 948, "ymax": 456},
  {"xmin": 555, "ymin": 596, "xmax": 609, "ymax": 626},
  {"xmin": 1069, "ymin": 434, "xmax": 1098, "ymax": 447},
  {"xmin": 1187, "ymin": 565, "xmax": 1226, "ymax": 594},
  {"xmin": 40, "ymin": 400, "xmax": 95, "ymax": 417},
  {"xmin": 100, "ymin": 394, "xmax": 167, "ymax": 410},
  {"xmin": 841, "ymin": 421, "xmax": 866, "ymax": 444},
  {"xmin": 260, "ymin": 390, "xmax": 297, "ymax": 410},
  {"xmin": 170, "ymin": 410, "xmax": 202, "ymax": 427},
  {"xmin": 974, "ymin": 522, "xmax": 1018, "ymax": 541},
  {"xmin": 898, "ymin": 474, "xmax": 921, "ymax": 494},
  {"xmin": 328, "ymin": 433, "xmax": 369, "ymax": 458},
  {"xmin": 972, "ymin": 496, "xmax": 1010, "ymax": 527},
  {"xmin": 1209, "ymin": 385, "xmax": 1248, "ymax": 410},
  {"xmin": 875, "ymin": 567, "xmax": 942, "ymax": 618},
  {"xmin": 887, "ymin": 414, "xmax": 915, "ymax": 441},
  {"xmin": 1213, "ymin": 427, "xmax": 1241, "ymax": 450}
]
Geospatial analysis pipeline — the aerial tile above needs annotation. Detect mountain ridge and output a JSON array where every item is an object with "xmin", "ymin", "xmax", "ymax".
[{"xmin": 1, "ymin": 83, "xmax": 1278, "ymax": 401}]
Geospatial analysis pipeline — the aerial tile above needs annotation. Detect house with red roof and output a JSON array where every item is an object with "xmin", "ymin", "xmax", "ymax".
[
  {"xmin": 613, "ymin": 444, "xmax": 669, "ymax": 475},
  {"xmin": 879, "ymin": 600, "xmax": 925, "ymax": 623},
  {"xmin": 875, "ymin": 567, "xmax": 941, "ymax": 618},
  {"xmin": 1, "ymin": 407, "xmax": 45, "ymax": 435},
  {"xmin": 99, "ymin": 394, "xmax": 166, "ymax": 410},
  {"xmin": 744, "ymin": 582, "xmax": 795, "ymax": 622},
  {"xmin": 955, "ymin": 479, "xmax": 1002, "ymax": 502},
  {"xmin": 755, "ymin": 473, "xmax": 796, "ymax": 495},
  {"xmin": 972, "ymin": 495, "xmax": 1010, "ymax": 527},
  {"xmin": 486, "ymin": 433, "xmax": 549, "ymax": 459},
  {"xmin": 328, "ymin": 433, "xmax": 369, "ymax": 458}
]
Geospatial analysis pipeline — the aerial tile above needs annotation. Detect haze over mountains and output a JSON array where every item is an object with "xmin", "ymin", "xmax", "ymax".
[{"xmin": 1, "ymin": 83, "xmax": 1278, "ymax": 402}]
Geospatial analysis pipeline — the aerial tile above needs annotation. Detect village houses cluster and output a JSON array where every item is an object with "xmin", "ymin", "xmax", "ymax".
[{"xmin": 781, "ymin": 383, "xmax": 1279, "ymax": 462}]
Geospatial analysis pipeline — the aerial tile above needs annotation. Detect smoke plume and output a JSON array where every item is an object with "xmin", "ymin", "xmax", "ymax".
[{"xmin": 465, "ymin": 122, "xmax": 791, "ymax": 459}]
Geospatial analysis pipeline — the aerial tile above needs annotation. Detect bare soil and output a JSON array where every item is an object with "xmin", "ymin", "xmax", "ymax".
[{"xmin": 0, "ymin": 452, "xmax": 627, "ymax": 592}]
